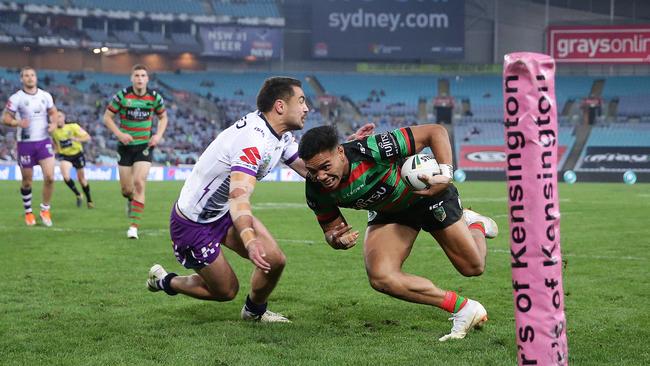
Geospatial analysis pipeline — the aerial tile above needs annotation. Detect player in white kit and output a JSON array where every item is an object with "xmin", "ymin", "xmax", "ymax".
[
  {"xmin": 146, "ymin": 77, "xmax": 374, "ymax": 322},
  {"xmin": 146, "ymin": 77, "xmax": 310, "ymax": 322},
  {"xmin": 2, "ymin": 67, "xmax": 58, "ymax": 226}
]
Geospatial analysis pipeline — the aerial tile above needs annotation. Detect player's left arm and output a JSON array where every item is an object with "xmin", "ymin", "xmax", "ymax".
[
  {"xmin": 73, "ymin": 124, "xmax": 91, "ymax": 143},
  {"xmin": 409, "ymin": 124, "xmax": 454, "ymax": 195},
  {"xmin": 149, "ymin": 94, "xmax": 168, "ymax": 147},
  {"xmin": 46, "ymin": 96, "xmax": 58, "ymax": 133}
]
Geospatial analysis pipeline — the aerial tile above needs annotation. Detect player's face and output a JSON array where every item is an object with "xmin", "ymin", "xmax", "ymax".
[
  {"xmin": 131, "ymin": 69, "xmax": 149, "ymax": 90},
  {"xmin": 304, "ymin": 146, "xmax": 347, "ymax": 190},
  {"xmin": 282, "ymin": 86, "xmax": 309, "ymax": 130},
  {"xmin": 20, "ymin": 69, "xmax": 37, "ymax": 89}
]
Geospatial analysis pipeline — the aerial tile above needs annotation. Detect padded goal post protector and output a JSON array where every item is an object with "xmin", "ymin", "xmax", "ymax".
[{"xmin": 503, "ymin": 52, "xmax": 568, "ymax": 366}]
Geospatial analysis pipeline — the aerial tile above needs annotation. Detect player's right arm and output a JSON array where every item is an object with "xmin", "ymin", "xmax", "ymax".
[
  {"xmin": 2, "ymin": 95, "xmax": 28, "ymax": 128},
  {"xmin": 306, "ymin": 184, "xmax": 359, "ymax": 250},
  {"xmin": 103, "ymin": 92, "xmax": 133, "ymax": 145},
  {"xmin": 228, "ymin": 171, "xmax": 271, "ymax": 272}
]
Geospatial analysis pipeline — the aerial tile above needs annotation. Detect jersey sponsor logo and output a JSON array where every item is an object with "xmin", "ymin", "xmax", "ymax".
[
  {"xmin": 240, "ymin": 147, "xmax": 261, "ymax": 166},
  {"xmin": 126, "ymin": 108, "xmax": 152, "ymax": 121},
  {"xmin": 376, "ymin": 132, "xmax": 398, "ymax": 159},
  {"xmin": 353, "ymin": 182, "xmax": 392, "ymax": 209}
]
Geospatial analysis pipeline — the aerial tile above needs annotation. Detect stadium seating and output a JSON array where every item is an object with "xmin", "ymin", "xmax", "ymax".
[
  {"xmin": 70, "ymin": 0, "xmax": 205, "ymax": 15},
  {"xmin": 212, "ymin": 0, "xmax": 281, "ymax": 18}
]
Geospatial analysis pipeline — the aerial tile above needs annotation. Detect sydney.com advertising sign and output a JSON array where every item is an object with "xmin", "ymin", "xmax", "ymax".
[{"xmin": 312, "ymin": 0, "xmax": 464, "ymax": 61}]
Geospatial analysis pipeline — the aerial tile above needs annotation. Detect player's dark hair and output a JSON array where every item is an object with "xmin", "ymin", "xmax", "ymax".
[
  {"xmin": 298, "ymin": 125, "xmax": 340, "ymax": 161},
  {"xmin": 256, "ymin": 77, "xmax": 302, "ymax": 113},
  {"xmin": 131, "ymin": 64, "xmax": 148, "ymax": 73}
]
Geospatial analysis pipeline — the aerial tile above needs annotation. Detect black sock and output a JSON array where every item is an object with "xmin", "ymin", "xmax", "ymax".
[
  {"xmin": 161, "ymin": 273, "xmax": 178, "ymax": 296},
  {"xmin": 245, "ymin": 295, "xmax": 267, "ymax": 315},
  {"xmin": 82, "ymin": 184, "xmax": 92, "ymax": 202},
  {"xmin": 64, "ymin": 179, "xmax": 81, "ymax": 196}
]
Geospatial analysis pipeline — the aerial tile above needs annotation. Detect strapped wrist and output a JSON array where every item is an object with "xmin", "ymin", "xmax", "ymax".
[{"xmin": 439, "ymin": 164, "xmax": 454, "ymax": 180}]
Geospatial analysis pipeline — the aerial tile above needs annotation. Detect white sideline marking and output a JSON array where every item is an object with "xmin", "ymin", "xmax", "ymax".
[
  {"xmin": 463, "ymin": 197, "xmax": 572, "ymax": 203},
  {"xmin": 1, "ymin": 226, "xmax": 643, "ymax": 261}
]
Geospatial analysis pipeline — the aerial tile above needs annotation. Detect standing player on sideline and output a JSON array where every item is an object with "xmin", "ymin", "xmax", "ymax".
[
  {"xmin": 2, "ymin": 66, "xmax": 58, "ymax": 226},
  {"xmin": 146, "ymin": 77, "xmax": 374, "ymax": 322},
  {"xmin": 103, "ymin": 64, "xmax": 168, "ymax": 239},
  {"xmin": 51, "ymin": 111, "xmax": 94, "ymax": 208},
  {"xmin": 298, "ymin": 125, "xmax": 498, "ymax": 341}
]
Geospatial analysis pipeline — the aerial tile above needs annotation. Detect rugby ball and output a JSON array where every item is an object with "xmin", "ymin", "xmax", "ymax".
[{"xmin": 400, "ymin": 154, "xmax": 441, "ymax": 191}]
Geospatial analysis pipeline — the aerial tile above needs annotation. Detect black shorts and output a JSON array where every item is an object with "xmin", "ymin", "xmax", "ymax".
[
  {"xmin": 117, "ymin": 144, "xmax": 153, "ymax": 166},
  {"xmin": 59, "ymin": 152, "xmax": 86, "ymax": 169},
  {"xmin": 367, "ymin": 185, "xmax": 463, "ymax": 233}
]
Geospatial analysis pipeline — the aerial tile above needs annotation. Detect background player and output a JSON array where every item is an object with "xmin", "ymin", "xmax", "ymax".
[
  {"xmin": 298, "ymin": 125, "xmax": 498, "ymax": 341},
  {"xmin": 103, "ymin": 64, "xmax": 168, "ymax": 239},
  {"xmin": 2, "ymin": 66, "xmax": 58, "ymax": 226},
  {"xmin": 51, "ymin": 110, "xmax": 94, "ymax": 208}
]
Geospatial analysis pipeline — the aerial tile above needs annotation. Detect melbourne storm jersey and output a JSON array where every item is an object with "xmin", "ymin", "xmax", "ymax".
[
  {"xmin": 305, "ymin": 127, "xmax": 422, "ymax": 225},
  {"xmin": 177, "ymin": 111, "xmax": 299, "ymax": 224},
  {"xmin": 5, "ymin": 88, "xmax": 55, "ymax": 142}
]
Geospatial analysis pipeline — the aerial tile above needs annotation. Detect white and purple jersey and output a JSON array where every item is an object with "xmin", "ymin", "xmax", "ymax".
[
  {"xmin": 5, "ymin": 89, "xmax": 55, "ymax": 142},
  {"xmin": 177, "ymin": 111, "xmax": 299, "ymax": 224}
]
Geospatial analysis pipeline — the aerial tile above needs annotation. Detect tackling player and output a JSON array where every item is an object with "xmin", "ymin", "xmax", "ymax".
[
  {"xmin": 2, "ymin": 66, "xmax": 58, "ymax": 226},
  {"xmin": 103, "ymin": 64, "xmax": 168, "ymax": 239},
  {"xmin": 298, "ymin": 125, "xmax": 498, "ymax": 341},
  {"xmin": 146, "ymin": 77, "xmax": 374, "ymax": 322},
  {"xmin": 51, "ymin": 111, "xmax": 94, "ymax": 208}
]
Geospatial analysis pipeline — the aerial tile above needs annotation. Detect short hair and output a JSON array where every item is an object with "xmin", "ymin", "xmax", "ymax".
[
  {"xmin": 298, "ymin": 125, "xmax": 340, "ymax": 161},
  {"xmin": 20, "ymin": 66, "xmax": 36, "ymax": 77},
  {"xmin": 131, "ymin": 64, "xmax": 148, "ymax": 73},
  {"xmin": 256, "ymin": 77, "xmax": 302, "ymax": 113}
]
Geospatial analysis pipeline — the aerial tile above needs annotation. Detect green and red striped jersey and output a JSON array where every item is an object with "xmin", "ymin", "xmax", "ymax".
[
  {"xmin": 305, "ymin": 127, "xmax": 421, "ymax": 225},
  {"xmin": 106, "ymin": 86, "xmax": 165, "ymax": 146}
]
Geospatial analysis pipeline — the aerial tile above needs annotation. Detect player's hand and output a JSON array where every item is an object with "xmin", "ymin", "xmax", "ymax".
[
  {"xmin": 412, "ymin": 174, "xmax": 451, "ymax": 197},
  {"xmin": 148, "ymin": 134, "xmax": 162, "ymax": 147},
  {"xmin": 246, "ymin": 239, "xmax": 271, "ymax": 273},
  {"xmin": 347, "ymin": 123, "xmax": 375, "ymax": 141},
  {"xmin": 18, "ymin": 118, "xmax": 30, "ymax": 128},
  {"xmin": 47, "ymin": 123, "xmax": 56, "ymax": 133},
  {"xmin": 117, "ymin": 132, "xmax": 133, "ymax": 145},
  {"xmin": 325, "ymin": 222, "xmax": 359, "ymax": 250}
]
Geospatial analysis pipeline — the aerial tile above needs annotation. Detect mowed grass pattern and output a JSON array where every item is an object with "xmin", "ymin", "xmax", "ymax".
[{"xmin": 1, "ymin": 181, "xmax": 648, "ymax": 365}]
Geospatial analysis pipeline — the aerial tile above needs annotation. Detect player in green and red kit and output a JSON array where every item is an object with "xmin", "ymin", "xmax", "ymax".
[
  {"xmin": 103, "ymin": 64, "xmax": 168, "ymax": 239},
  {"xmin": 298, "ymin": 124, "xmax": 498, "ymax": 341}
]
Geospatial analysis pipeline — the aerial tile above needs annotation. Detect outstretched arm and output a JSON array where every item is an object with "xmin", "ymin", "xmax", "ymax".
[{"xmin": 228, "ymin": 171, "xmax": 271, "ymax": 272}]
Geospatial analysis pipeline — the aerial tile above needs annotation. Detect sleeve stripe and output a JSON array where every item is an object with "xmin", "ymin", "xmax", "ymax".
[
  {"xmin": 401, "ymin": 127, "xmax": 416, "ymax": 154},
  {"xmin": 231, "ymin": 166, "xmax": 257, "ymax": 177},
  {"xmin": 284, "ymin": 152, "xmax": 299, "ymax": 165}
]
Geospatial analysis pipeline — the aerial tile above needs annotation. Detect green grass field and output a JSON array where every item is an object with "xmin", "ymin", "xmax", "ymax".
[{"xmin": 1, "ymin": 180, "xmax": 648, "ymax": 365}]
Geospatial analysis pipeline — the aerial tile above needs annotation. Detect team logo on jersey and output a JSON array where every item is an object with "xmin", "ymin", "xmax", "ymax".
[
  {"xmin": 240, "ymin": 147, "xmax": 261, "ymax": 165},
  {"xmin": 368, "ymin": 210, "xmax": 378, "ymax": 221},
  {"xmin": 429, "ymin": 200, "xmax": 447, "ymax": 222}
]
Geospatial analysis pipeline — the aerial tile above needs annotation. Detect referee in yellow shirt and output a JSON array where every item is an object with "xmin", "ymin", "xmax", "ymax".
[{"xmin": 51, "ymin": 111, "xmax": 94, "ymax": 208}]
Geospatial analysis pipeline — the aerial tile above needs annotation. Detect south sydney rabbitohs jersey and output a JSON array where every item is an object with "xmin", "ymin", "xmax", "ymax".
[
  {"xmin": 176, "ymin": 111, "xmax": 299, "ymax": 224},
  {"xmin": 5, "ymin": 89, "xmax": 55, "ymax": 142},
  {"xmin": 305, "ymin": 127, "xmax": 421, "ymax": 225}
]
